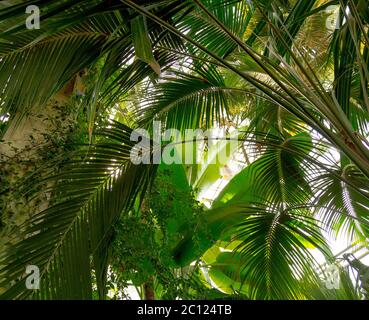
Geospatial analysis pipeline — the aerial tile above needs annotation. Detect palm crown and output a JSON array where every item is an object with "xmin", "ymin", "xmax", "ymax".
[{"xmin": 0, "ymin": 0, "xmax": 369, "ymax": 300}]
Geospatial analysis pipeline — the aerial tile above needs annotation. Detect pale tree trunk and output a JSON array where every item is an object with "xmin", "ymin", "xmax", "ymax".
[{"xmin": 0, "ymin": 74, "xmax": 85, "ymax": 239}]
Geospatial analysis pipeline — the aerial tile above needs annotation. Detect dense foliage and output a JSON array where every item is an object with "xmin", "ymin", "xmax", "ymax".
[{"xmin": 1, "ymin": 0, "xmax": 369, "ymax": 300}]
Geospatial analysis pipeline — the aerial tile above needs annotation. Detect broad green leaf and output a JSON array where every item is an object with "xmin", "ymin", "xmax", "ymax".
[{"xmin": 131, "ymin": 14, "xmax": 161, "ymax": 75}]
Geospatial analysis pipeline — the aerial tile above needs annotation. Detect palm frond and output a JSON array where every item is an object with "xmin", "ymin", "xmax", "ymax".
[{"xmin": 0, "ymin": 120, "xmax": 157, "ymax": 299}]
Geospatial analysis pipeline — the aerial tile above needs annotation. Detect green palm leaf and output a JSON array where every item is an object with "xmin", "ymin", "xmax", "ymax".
[{"xmin": 0, "ymin": 120, "xmax": 157, "ymax": 299}]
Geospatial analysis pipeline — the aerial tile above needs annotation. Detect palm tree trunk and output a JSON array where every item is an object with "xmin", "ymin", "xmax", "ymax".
[
  {"xmin": 143, "ymin": 277, "xmax": 155, "ymax": 300},
  {"xmin": 0, "ymin": 77, "xmax": 83, "ymax": 234}
]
